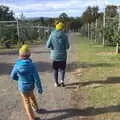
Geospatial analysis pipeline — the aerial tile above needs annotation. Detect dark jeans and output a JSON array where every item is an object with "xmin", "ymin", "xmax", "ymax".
[{"xmin": 52, "ymin": 61, "xmax": 66, "ymax": 84}]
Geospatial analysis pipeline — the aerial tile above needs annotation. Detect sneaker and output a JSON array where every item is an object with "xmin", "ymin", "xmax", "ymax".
[
  {"xmin": 35, "ymin": 108, "xmax": 46, "ymax": 114},
  {"xmin": 54, "ymin": 83, "xmax": 60, "ymax": 87},
  {"xmin": 61, "ymin": 82, "xmax": 65, "ymax": 87},
  {"xmin": 60, "ymin": 80, "xmax": 65, "ymax": 87},
  {"xmin": 60, "ymin": 80, "xmax": 64, "ymax": 83}
]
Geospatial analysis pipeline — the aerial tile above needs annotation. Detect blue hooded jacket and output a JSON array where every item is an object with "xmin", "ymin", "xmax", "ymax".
[
  {"xmin": 46, "ymin": 30, "xmax": 69, "ymax": 61},
  {"xmin": 11, "ymin": 58, "xmax": 43, "ymax": 93}
]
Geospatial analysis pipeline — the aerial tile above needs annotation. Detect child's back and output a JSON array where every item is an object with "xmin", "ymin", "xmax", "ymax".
[
  {"xmin": 11, "ymin": 44, "xmax": 43, "ymax": 120},
  {"xmin": 12, "ymin": 58, "xmax": 36, "ymax": 92}
]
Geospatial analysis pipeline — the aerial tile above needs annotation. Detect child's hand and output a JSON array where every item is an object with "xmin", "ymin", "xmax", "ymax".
[{"xmin": 38, "ymin": 88, "xmax": 43, "ymax": 94}]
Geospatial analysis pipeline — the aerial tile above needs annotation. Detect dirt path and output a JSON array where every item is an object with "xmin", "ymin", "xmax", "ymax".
[{"xmin": 0, "ymin": 34, "xmax": 92, "ymax": 120}]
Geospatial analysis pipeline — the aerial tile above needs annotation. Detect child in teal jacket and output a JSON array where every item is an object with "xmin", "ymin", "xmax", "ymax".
[
  {"xmin": 46, "ymin": 23, "xmax": 69, "ymax": 87},
  {"xmin": 11, "ymin": 45, "xmax": 43, "ymax": 120}
]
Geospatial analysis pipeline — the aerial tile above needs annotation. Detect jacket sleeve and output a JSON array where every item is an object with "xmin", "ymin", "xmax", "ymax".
[
  {"xmin": 32, "ymin": 64, "xmax": 43, "ymax": 94},
  {"xmin": 46, "ymin": 35, "xmax": 53, "ymax": 49},
  {"xmin": 10, "ymin": 64, "xmax": 18, "ymax": 81}
]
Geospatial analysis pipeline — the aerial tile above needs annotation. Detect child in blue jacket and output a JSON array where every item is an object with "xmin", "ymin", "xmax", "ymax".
[{"xmin": 11, "ymin": 44, "xmax": 43, "ymax": 120}]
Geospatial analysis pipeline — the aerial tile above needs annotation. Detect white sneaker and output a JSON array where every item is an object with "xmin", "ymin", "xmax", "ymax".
[
  {"xmin": 61, "ymin": 80, "xmax": 64, "ymax": 83},
  {"xmin": 54, "ymin": 83, "xmax": 58, "ymax": 87},
  {"xmin": 60, "ymin": 80, "xmax": 65, "ymax": 87},
  {"xmin": 54, "ymin": 83, "xmax": 60, "ymax": 87}
]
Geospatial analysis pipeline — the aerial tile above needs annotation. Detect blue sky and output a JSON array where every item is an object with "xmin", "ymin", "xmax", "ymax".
[{"xmin": 0, "ymin": 0, "xmax": 119, "ymax": 18}]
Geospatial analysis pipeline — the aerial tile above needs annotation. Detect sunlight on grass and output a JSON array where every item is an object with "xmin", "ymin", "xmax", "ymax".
[{"xmin": 76, "ymin": 36, "xmax": 120, "ymax": 120}]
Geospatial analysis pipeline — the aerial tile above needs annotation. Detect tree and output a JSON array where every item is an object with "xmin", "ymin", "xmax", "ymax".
[
  {"xmin": 105, "ymin": 5, "xmax": 118, "ymax": 17},
  {"xmin": 82, "ymin": 6, "xmax": 99, "ymax": 23},
  {"xmin": 0, "ymin": 5, "xmax": 15, "ymax": 21},
  {"xmin": 0, "ymin": 5, "xmax": 16, "ymax": 47},
  {"xmin": 59, "ymin": 13, "xmax": 69, "ymax": 22},
  {"xmin": 69, "ymin": 17, "xmax": 83, "ymax": 31},
  {"xmin": 40, "ymin": 17, "xmax": 45, "ymax": 25}
]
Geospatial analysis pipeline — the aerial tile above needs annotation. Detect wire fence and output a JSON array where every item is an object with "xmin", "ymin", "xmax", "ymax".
[{"xmin": 0, "ymin": 20, "xmax": 50, "ymax": 48}]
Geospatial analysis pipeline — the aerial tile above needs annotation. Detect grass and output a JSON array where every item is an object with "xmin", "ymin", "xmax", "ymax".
[{"xmin": 75, "ymin": 36, "xmax": 120, "ymax": 120}]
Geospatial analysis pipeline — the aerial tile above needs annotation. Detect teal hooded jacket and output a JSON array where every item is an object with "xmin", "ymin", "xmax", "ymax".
[
  {"xmin": 46, "ymin": 30, "xmax": 69, "ymax": 61},
  {"xmin": 10, "ymin": 58, "xmax": 43, "ymax": 93}
]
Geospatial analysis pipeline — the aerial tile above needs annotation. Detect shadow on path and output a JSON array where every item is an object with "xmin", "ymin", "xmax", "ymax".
[
  {"xmin": 0, "ymin": 63, "xmax": 13, "ymax": 75},
  {"xmin": 0, "ymin": 61, "xmax": 52, "ymax": 75},
  {"xmin": 33, "ymin": 51, "xmax": 50, "ymax": 54},
  {"xmin": 66, "ymin": 77, "xmax": 120, "ymax": 88},
  {"xmin": 67, "ymin": 61, "xmax": 115, "ymax": 72},
  {"xmin": 40, "ymin": 105, "xmax": 120, "ymax": 120},
  {"xmin": 0, "ymin": 61, "xmax": 116, "ymax": 75},
  {"xmin": 34, "ymin": 61, "xmax": 52, "ymax": 73}
]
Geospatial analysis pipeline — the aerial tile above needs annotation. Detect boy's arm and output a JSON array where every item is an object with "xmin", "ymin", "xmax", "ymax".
[
  {"xmin": 10, "ymin": 64, "xmax": 18, "ymax": 81},
  {"xmin": 33, "ymin": 64, "xmax": 43, "ymax": 94}
]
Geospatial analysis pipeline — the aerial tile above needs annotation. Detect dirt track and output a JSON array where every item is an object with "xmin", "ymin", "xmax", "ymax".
[{"xmin": 0, "ymin": 34, "xmax": 93, "ymax": 120}]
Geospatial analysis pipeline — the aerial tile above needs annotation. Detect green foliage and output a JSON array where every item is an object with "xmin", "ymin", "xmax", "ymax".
[
  {"xmin": 82, "ymin": 6, "xmax": 100, "ymax": 24},
  {"xmin": 103, "ymin": 21, "xmax": 120, "ymax": 46},
  {"xmin": 69, "ymin": 17, "xmax": 83, "ymax": 31},
  {"xmin": 105, "ymin": 5, "xmax": 118, "ymax": 17},
  {"xmin": 0, "ymin": 24, "xmax": 18, "ymax": 47},
  {"xmin": 0, "ymin": 5, "xmax": 17, "ymax": 47},
  {"xmin": 80, "ymin": 5, "xmax": 120, "ymax": 46},
  {"xmin": 0, "ymin": 5, "xmax": 15, "ymax": 21},
  {"xmin": 59, "ymin": 13, "xmax": 69, "ymax": 22}
]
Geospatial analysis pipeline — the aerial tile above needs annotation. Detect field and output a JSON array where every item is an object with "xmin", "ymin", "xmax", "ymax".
[{"xmin": 74, "ymin": 36, "xmax": 120, "ymax": 120}]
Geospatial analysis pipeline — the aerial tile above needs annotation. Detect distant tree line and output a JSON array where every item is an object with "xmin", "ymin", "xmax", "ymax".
[{"xmin": 0, "ymin": 4, "xmax": 119, "ymax": 47}]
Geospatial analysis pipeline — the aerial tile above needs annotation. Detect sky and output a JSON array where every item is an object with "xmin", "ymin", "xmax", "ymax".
[{"xmin": 0, "ymin": 0, "xmax": 119, "ymax": 18}]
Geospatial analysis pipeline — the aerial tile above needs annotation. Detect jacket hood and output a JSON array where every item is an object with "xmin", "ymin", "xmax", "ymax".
[
  {"xmin": 52, "ymin": 30, "xmax": 63, "ymax": 39},
  {"xmin": 16, "ymin": 58, "xmax": 32, "ymax": 65},
  {"xmin": 16, "ymin": 58, "xmax": 33, "ymax": 74}
]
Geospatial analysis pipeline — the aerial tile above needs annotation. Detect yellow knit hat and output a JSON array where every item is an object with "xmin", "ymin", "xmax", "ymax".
[
  {"xmin": 19, "ymin": 44, "xmax": 31, "ymax": 57},
  {"xmin": 56, "ymin": 22, "xmax": 64, "ymax": 30},
  {"xmin": 21, "ymin": 44, "xmax": 29, "ymax": 49}
]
